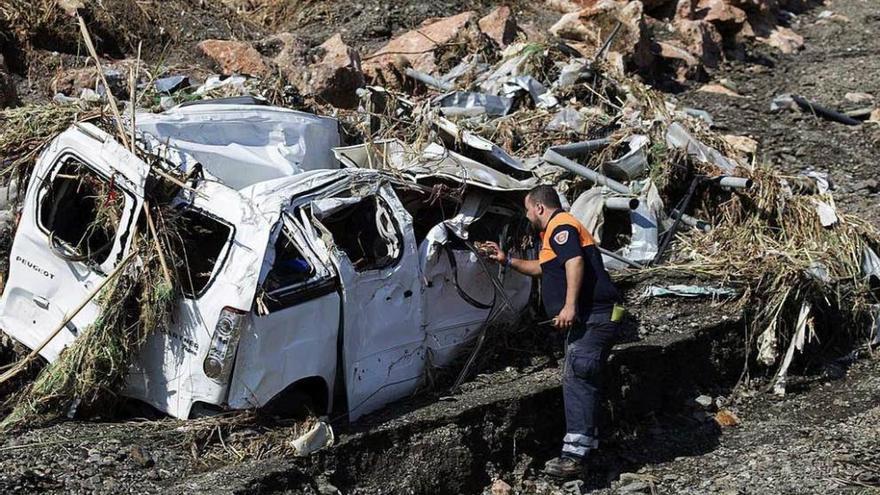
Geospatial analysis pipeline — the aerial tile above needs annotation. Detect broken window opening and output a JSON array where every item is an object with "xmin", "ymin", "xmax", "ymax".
[
  {"xmin": 263, "ymin": 226, "xmax": 315, "ymax": 292},
  {"xmin": 466, "ymin": 199, "xmax": 529, "ymax": 249},
  {"xmin": 38, "ymin": 158, "xmax": 127, "ymax": 266},
  {"xmin": 319, "ymin": 196, "xmax": 402, "ymax": 272},
  {"xmin": 393, "ymin": 187, "xmax": 460, "ymax": 244},
  {"xmin": 257, "ymin": 219, "xmax": 338, "ymax": 314},
  {"xmin": 165, "ymin": 208, "xmax": 233, "ymax": 298}
]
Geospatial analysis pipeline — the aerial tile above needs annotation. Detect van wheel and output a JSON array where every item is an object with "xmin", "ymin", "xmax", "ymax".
[{"xmin": 263, "ymin": 390, "xmax": 318, "ymax": 421}]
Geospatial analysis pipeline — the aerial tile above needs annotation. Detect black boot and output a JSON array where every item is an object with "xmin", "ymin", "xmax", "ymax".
[{"xmin": 543, "ymin": 455, "xmax": 584, "ymax": 478}]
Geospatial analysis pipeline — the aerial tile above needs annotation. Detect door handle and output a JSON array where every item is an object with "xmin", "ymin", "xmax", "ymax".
[{"xmin": 33, "ymin": 295, "xmax": 49, "ymax": 309}]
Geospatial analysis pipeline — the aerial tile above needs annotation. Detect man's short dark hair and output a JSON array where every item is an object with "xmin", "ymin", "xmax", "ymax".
[{"xmin": 526, "ymin": 185, "xmax": 562, "ymax": 209}]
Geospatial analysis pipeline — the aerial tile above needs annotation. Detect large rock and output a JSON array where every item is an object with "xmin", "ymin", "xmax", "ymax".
[
  {"xmin": 264, "ymin": 33, "xmax": 365, "ymax": 108},
  {"xmin": 363, "ymin": 12, "xmax": 476, "ymax": 80},
  {"xmin": 759, "ymin": 26, "xmax": 804, "ymax": 54},
  {"xmin": 695, "ymin": 0, "xmax": 747, "ymax": 28},
  {"xmin": 675, "ymin": 18, "xmax": 723, "ymax": 68},
  {"xmin": 306, "ymin": 34, "xmax": 365, "ymax": 108},
  {"xmin": 549, "ymin": 0, "xmax": 653, "ymax": 70},
  {"xmin": 656, "ymin": 41, "xmax": 703, "ymax": 81},
  {"xmin": 479, "ymin": 6, "xmax": 518, "ymax": 48},
  {"xmin": 198, "ymin": 39, "xmax": 269, "ymax": 77}
]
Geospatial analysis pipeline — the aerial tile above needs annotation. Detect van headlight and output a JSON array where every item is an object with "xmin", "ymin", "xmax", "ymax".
[{"xmin": 203, "ymin": 307, "xmax": 245, "ymax": 381}]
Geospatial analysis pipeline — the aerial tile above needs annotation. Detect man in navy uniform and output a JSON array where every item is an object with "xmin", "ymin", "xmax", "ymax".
[{"xmin": 485, "ymin": 185, "xmax": 622, "ymax": 478}]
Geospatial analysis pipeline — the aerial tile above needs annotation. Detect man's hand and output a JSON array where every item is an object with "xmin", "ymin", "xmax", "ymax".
[
  {"xmin": 554, "ymin": 303, "xmax": 577, "ymax": 330},
  {"xmin": 482, "ymin": 241, "xmax": 507, "ymax": 265}
]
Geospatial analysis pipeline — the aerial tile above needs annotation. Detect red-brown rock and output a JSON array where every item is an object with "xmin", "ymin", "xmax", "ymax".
[
  {"xmin": 695, "ymin": 0, "xmax": 747, "ymax": 27},
  {"xmin": 657, "ymin": 41, "xmax": 703, "ymax": 81},
  {"xmin": 363, "ymin": 12, "xmax": 476, "ymax": 79},
  {"xmin": 198, "ymin": 39, "xmax": 269, "ymax": 77},
  {"xmin": 675, "ymin": 18, "xmax": 723, "ymax": 68},
  {"xmin": 308, "ymin": 34, "xmax": 365, "ymax": 108},
  {"xmin": 263, "ymin": 33, "xmax": 365, "ymax": 108},
  {"xmin": 479, "ymin": 6, "xmax": 518, "ymax": 48},
  {"xmin": 759, "ymin": 26, "xmax": 804, "ymax": 54}
]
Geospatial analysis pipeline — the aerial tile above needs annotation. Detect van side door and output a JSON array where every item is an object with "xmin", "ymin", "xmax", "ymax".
[
  {"xmin": 313, "ymin": 184, "xmax": 424, "ymax": 421},
  {"xmin": 227, "ymin": 209, "xmax": 341, "ymax": 413}
]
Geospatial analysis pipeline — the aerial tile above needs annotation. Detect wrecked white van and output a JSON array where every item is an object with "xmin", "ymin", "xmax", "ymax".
[{"xmin": 0, "ymin": 101, "xmax": 534, "ymax": 420}]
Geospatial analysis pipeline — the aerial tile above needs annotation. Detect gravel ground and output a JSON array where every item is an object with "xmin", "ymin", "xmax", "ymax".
[{"xmin": 595, "ymin": 354, "xmax": 880, "ymax": 494}]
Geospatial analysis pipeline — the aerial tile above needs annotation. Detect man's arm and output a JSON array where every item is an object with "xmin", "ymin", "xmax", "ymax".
[
  {"xmin": 483, "ymin": 241, "xmax": 542, "ymax": 277},
  {"xmin": 555, "ymin": 256, "xmax": 584, "ymax": 330},
  {"xmin": 509, "ymin": 257, "xmax": 542, "ymax": 277}
]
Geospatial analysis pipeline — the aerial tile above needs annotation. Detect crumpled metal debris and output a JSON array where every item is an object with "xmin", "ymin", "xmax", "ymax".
[
  {"xmin": 437, "ymin": 91, "xmax": 513, "ymax": 117},
  {"xmin": 643, "ymin": 285, "xmax": 739, "ymax": 298},
  {"xmin": 604, "ymin": 135, "xmax": 649, "ymax": 181},
  {"xmin": 501, "ymin": 75, "xmax": 558, "ymax": 109}
]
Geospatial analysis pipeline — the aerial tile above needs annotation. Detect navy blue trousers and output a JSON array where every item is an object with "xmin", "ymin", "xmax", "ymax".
[{"xmin": 561, "ymin": 320, "xmax": 619, "ymax": 459}]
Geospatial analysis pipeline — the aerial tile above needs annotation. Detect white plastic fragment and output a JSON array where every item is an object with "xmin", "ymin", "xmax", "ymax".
[
  {"xmin": 861, "ymin": 246, "xmax": 880, "ymax": 284},
  {"xmin": 546, "ymin": 107, "xmax": 585, "ymax": 132},
  {"xmin": 555, "ymin": 58, "xmax": 588, "ymax": 88},
  {"xmin": 871, "ymin": 306, "xmax": 880, "ymax": 347},
  {"xmin": 772, "ymin": 301, "xmax": 813, "ymax": 396},
  {"xmin": 802, "ymin": 171, "xmax": 832, "ymax": 193},
  {"xmin": 569, "ymin": 187, "xmax": 606, "ymax": 242},
  {"xmin": 195, "ymin": 74, "xmax": 247, "ymax": 95},
  {"xmin": 756, "ymin": 324, "xmax": 778, "ymax": 366},
  {"xmin": 666, "ymin": 122, "xmax": 739, "ymax": 173},
  {"xmin": 770, "ymin": 94, "xmax": 796, "ymax": 112},
  {"xmin": 813, "ymin": 198, "xmax": 838, "ymax": 227},
  {"xmin": 290, "ymin": 421, "xmax": 335, "ymax": 457},
  {"xmin": 684, "ymin": 108, "xmax": 714, "ymax": 126}
]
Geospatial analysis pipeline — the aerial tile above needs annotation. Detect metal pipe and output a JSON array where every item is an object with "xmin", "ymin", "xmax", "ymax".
[
  {"xmin": 543, "ymin": 149, "xmax": 630, "ymax": 195},
  {"xmin": 715, "ymin": 176, "xmax": 753, "ymax": 190},
  {"xmin": 671, "ymin": 209, "xmax": 711, "ymax": 232},
  {"xmin": 594, "ymin": 21, "xmax": 623, "ymax": 62},
  {"xmin": 604, "ymin": 197, "xmax": 640, "ymax": 211},
  {"xmin": 548, "ymin": 139, "xmax": 610, "ymax": 158},
  {"xmin": 404, "ymin": 68, "xmax": 453, "ymax": 92},
  {"xmin": 792, "ymin": 95, "xmax": 862, "ymax": 126}
]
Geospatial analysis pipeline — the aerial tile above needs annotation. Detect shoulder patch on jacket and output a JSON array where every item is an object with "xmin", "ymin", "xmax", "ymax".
[{"xmin": 553, "ymin": 230, "xmax": 569, "ymax": 245}]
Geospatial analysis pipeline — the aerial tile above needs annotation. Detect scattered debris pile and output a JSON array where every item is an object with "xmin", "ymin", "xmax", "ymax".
[{"xmin": 0, "ymin": 2, "xmax": 876, "ymax": 430}]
